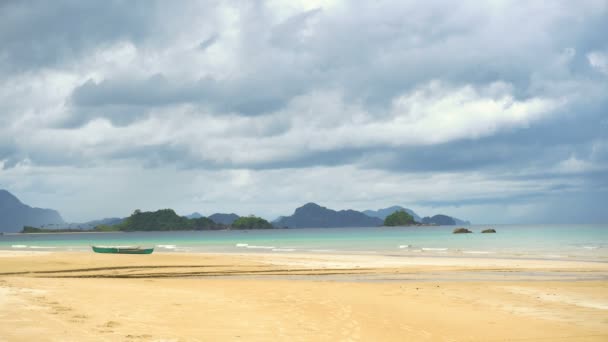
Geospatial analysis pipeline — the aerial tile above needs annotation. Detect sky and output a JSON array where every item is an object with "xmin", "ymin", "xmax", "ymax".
[{"xmin": 0, "ymin": 0, "xmax": 607, "ymax": 224}]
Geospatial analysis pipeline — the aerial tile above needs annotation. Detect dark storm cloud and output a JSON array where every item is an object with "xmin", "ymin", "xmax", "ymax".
[
  {"xmin": 0, "ymin": 1, "xmax": 155, "ymax": 73},
  {"xmin": 199, "ymin": 33, "xmax": 219, "ymax": 51},
  {"xmin": 57, "ymin": 0, "xmax": 607, "ymax": 123},
  {"xmin": 72, "ymin": 75, "xmax": 197, "ymax": 107},
  {"xmin": 70, "ymin": 71, "xmax": 312, "ymax": 120}
]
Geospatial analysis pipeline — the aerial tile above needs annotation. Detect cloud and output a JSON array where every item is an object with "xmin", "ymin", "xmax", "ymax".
[
  {"xmin": 587, "ymin": 51, "xmax": 608, "ymax": 75},
  {"xmin": 199, "ymin": 33, "xmax": 219, "ymax": 51},
  {"xmin": 0, "ymin": 1, "xmax": 154, "ymax": 73},
  {"xmin": 0, "ymin": 0, "xmax": 607, "ymax": 223}
]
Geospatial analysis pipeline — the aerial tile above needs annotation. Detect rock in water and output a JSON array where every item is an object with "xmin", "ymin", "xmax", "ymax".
[
  {"xmin": 481, "ymin": 228, "xmax": 496, "ymax": 233},
  {"xmin": 453, "ymin": 227, "xmax": 472, "ymax": 234}
]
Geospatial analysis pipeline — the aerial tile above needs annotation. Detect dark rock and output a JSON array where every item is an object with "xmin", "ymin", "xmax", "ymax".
[
  {"xmin": 481, "ymin": 228, "xmax": 496, "ymax": 233},
  {"xmin": 453, "ymin": 227, "xmax": 472, "ymax": 234}
]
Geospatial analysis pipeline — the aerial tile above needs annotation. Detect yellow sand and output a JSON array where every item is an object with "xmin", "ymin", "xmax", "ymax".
[{"xmin": 1, "ymin": 251, "xmax": 607, "ymax": 341}]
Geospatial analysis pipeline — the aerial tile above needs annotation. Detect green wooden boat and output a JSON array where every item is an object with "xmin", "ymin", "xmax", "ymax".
[{"xmin": 92, "ymin": 246, "xmax": 154, "ymax": 254}]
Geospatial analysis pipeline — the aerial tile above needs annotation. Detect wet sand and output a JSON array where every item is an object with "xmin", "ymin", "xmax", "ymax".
[{"xmin": 1, "ymin": 251, "xmax": 607, "ymax": 341}]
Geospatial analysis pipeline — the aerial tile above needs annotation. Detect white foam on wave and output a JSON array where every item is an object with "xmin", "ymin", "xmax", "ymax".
[
  {"xmin": 156, "ymin": 245, "xmax": 177, "ymax": 249},
  {"xmin": 245, "ymin": 245, "xmax": 275, "ymax": 249},
  {"xmin": 398, "ymin": 245, "xmax": 412, "ymax": 249},
  {"xmin": 28, "ymin": 246, "xmax": 56, "ymax": 249},
  {"xmin": 582, "ymin": 246, "xmax": 599, "ymax": 250},
  {"xmin": 11, "ymin": 245, "xmax": 27, "ymax": 248},
  {"xmin": 422, "ymin": 248, "xmax": 448, "ymax": 251},
  {"xmin": 272, "ymin": 248, "xmax": 296, "ymax": 252},
  {"xmin": 463, "ymin": 251, "xmax": 493, "ymax": 254},
  {"xmin": 235, "ymin": 243, "xmax": 249, "ymax": 247},
  {"xmin": 95, "ymin": 245, "xmax": 137, "ymax": 248}
]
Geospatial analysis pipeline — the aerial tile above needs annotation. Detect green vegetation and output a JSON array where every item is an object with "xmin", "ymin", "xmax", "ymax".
[
  {"xmin": 383, "ymin": 210, "xmax": 416, "ymax": 226},
  {"xmin": 116, "ymin": 209, "xmax": 191, "ymax": 231},
  {"xmin": 113, "ymin": 209, "xmax": 227, "ymax": 231},
  {"xmin": 232, "ymin": 215, "xmax": 274, "ymax": 229},
  {"xmin": 93, "ymin": 224, "xmax": 121, "ymax": 232},
  {"xmin": 21, "ymin": 226, "xmax": 86, "ymax": 233},
  {"xmin": 22, "ymin": 209, "xmax": 275, "ymax": 233},
  {"xmin": 191, "ymin": 216, "xmax": 224, "ymax": 230}
]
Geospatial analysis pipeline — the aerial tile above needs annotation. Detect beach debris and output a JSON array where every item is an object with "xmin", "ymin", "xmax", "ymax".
[
  {"xmin": 453, "ymin": 227, "xmax": 472, "ymax": 234},
  {"xmin": 481, "ymin": 228, "xmax": 496, "ymax": 233}
]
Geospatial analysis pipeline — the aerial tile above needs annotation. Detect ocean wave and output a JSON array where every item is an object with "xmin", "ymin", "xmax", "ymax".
[
  {"xmin": 11, "ymin": 245, "xmax": 27, "ymax": 248},
  {"xmin": 235, "ymin": 243, "xmax": 249, "ymax": 247},
  {"xmin": 156, "ymin": 244, "xmax": 177, "ymax": 249},
  {"xmin": 422, "ymin": 248, "xmax": 448, "ymax": 251},
  {"xmin": 272, "ymin": 248, "xmax": 296, "ymax": 252},
  {"xmin": 28, "ymin": 246, "xmax": 57, "ymax": 249},
  {"xmin": 462, "ymin": 251, "xmax": 493, "ymax": 254},
  {"xmin": 582, "ymin": 246, "xmax": 600, "ymax": 250},
  {"xmin": 245, "ymin": 245, "xmax": 275, "ymax": 249},
  {"xmin": 398, "ymin": 245, "xmax": 412, "ymax": 249},
  {"xmin": 308, "ymin": 249, "xmax": 335, "ymax": 253}
]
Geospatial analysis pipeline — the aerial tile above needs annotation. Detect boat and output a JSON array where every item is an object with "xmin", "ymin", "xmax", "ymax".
[{"xmin": 91, "ymin": 246, "xmax": 154, "ymax": 254}]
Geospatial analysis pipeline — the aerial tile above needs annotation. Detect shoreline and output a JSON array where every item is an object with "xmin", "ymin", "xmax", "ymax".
[
  {"xmin": 2, "ymin": 247, "xmax": 606, "ymax": 264},
  {"xmin": 2, "ymin": 230, "xmax": 125, "ymax": 235}
]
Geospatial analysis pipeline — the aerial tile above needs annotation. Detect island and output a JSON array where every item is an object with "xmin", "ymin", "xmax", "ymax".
[
  {"xmin": 383, "ymin": 210, "xmax": 417, "ymax": 226},
  {"xmin": 20, "ymin": 209, "xmax": 273, "ymax": 233}
]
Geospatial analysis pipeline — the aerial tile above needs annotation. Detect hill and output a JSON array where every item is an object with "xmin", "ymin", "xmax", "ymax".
[
  {"xmin": 208, "ymin": 213, "xmax": 240, "ymax": 225},
  {"xmin": 0, "ymin": 190, "xmax": 64, "ymax": 232},
  {"xmin": 116, "ymin": 209, "xmax": 225, "ymax": 231},
  {"xmin": 420, "ymin": 214, "xmax": 471, "ymax": 226},
  {"xmin": 275, "ymin": 203, "xmax": 383, "ymax": 228},
  {"xmin": 364, "ymin": 206, "xmax": 422, "ymax": 222},
  {"xmin": 383, "ymin": 210, "xmax": 416, "ymax": 226},
  {"xmin": 185, "ymin": 212, "xmax": 203, "ymax": 219},
  {"xmin": 44, "ymin": 217, "xmax": 124, "ymax": 230},
  {"xmin": 232, "ymin": 216, "xmax": 273, "ymax": 229}
]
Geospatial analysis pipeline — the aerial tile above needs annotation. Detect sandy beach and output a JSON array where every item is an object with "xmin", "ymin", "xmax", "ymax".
[{"xmin": 1, "ymin": 251, "xmax": 607, "ymax": 341}]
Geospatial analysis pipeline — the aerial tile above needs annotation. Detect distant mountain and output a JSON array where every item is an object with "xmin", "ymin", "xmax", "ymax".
[
  {"xmin": 0, "ymin": 189, "xmax": 64, "ymax": 232},
  {"xmin": 275, "ymin": 203, "xmax": 383, "ymax": 228},
  {"xmin": 363, "ymin": 206, "xmax": 422, "ymax": 222},
  {"xmin": 85, "ymin": 217, "xmax": 125, "ymax": 227},
  {"xmin": 453, "ymin": 217, "xmax": 471, "ymax": 225},
  {"xmin": 272, "ymin": 216, "xmax": 286, "ymax": 224},
  {"xmin": 41, "ymin": 217, "xmax": 124, "ymax": 230},
  {"xmin": 185, "ymin": 212, "xmax": 203, "ymax": 219},
  {"xmin": 421, "ymin": 214, "xmax": 470, "ymax": 226},
  {"xmin": 421, "ymin": 215, "xmax": 455, "ymax": 225},
  {"xmin": 208, "ymin": 213, "xmax": 240, "ymax": 225}
]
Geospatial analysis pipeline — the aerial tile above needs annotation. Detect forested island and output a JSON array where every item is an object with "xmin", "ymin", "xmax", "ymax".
[
  {"xmin": 21, "ymin": 209, "xmax": 273, "ymax": 233},
  {"xmin": 10, "ymin": 198, "xmax": 470, "ymax": 234},
  {"xmin": 383, "ymin": 210, "xmax": 417, "ymax": 226}
]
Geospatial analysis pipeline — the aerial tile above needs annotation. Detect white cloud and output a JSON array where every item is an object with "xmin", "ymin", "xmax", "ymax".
[
  {"xmin": 587, "ymin": 51, "xmax": 608, "ymax": 75},
  {"xmin": 7, "ymin": 81, "xmax": 561, "ymax": 168},
  {"xmin": 1, "ymin": 0, "xmax": 606, "ymax": 224},
  {"xmin": 555, "ymin": 156, "xmax": 594, "ymax": 173}
]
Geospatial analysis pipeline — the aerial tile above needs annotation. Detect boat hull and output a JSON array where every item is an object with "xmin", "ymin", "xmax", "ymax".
[{"xmin": 92, "ymin": 246, "xmax": 154, "ymax": 254}]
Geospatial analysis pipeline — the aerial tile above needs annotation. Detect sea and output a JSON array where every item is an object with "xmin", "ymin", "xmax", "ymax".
[{"xmin": 1, "ymin": 224, "xmax": 607, "ymax": 262}]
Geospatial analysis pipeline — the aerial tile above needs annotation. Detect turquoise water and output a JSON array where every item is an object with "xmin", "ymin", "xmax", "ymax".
[{"xmin": 1, "ymin": 224, "xmax": 607, "ymax": 261}]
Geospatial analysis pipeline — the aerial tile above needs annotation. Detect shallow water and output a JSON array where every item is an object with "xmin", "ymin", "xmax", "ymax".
[{"xmin": 1, "ymin": 224, "xmax": 607, "ymax": 261}]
